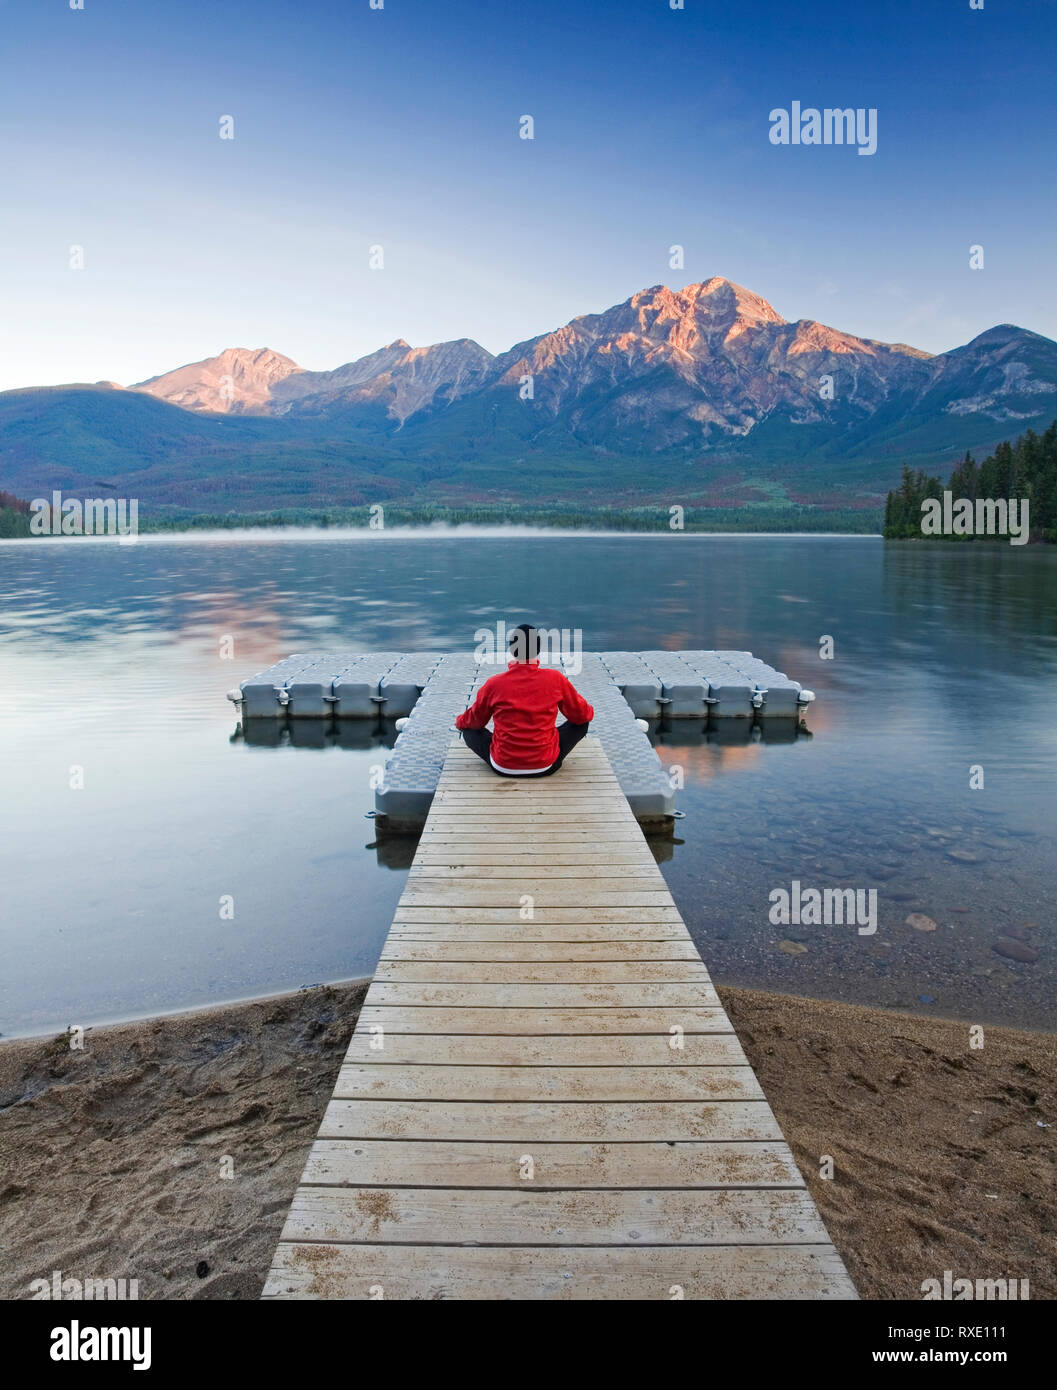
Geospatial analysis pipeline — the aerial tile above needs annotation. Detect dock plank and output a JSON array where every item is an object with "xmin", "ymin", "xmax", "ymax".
[
  {"xmin": 362, "ymin": 982, "xmax": 721, "ymax": 1007},
  {"xmin": 355, "ymin": 1005, "xmax": 733, "ymax": 1034},
  {"xmin": 339, "ymin": 1032, "xmax": 747, "ymax": 1065},
  {"xmin": 264, "ymin": 1243, "xmax": 858, "ymax": 1300},
  {"xmin": 333, "ymin": 1063, "xmax": 764, "ymax": 1101},
  {"xmin": 408, "ymin": 862, "xmax": 662, "ymax": 876},
  {"xmin": 318, "ymin": 1098, "xmax": 784, "ymax": 1142},
  {"xmin": 280, "ymin": 1186, "xmax": 832, "ymax": 1246},
  {"xmin": 378, "ymin": 941, "xmax": 703, "ymax": 961},
  {"xmin": 372, "ymin": 962, "xmax": 711, "ymax": 984},
  {"xmin": 297, "ymin": 1137, "xmax": 792, "ymax": 1187},
  {"xmin": 386, "ymin": 923, "xmax": 693, "ymax": 940}
]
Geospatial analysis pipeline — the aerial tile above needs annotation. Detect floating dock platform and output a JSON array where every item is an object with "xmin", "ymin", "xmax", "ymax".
[
  {"xmin": 262, "ymin": 737, "xmax": 855, "ymax": 1302},
  {"xmin": 231, "ymin": 649, "xmax": 813, "ymax": 831}
]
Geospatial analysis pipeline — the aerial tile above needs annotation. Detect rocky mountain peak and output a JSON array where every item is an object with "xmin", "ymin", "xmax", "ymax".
[{"xmin": 132, "ymin": 347, "xmax": 302, "ymax": 413}]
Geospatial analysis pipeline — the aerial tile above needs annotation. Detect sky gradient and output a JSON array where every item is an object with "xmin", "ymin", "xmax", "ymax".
[{"xmin": 1, "ymin": 0, "xmax": 1054, "ymax": 391}]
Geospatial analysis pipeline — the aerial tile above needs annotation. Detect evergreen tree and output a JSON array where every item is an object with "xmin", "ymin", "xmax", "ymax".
[{"xmin": 883, "ymin": 421, "xmax": 1056, "ymax": 543}]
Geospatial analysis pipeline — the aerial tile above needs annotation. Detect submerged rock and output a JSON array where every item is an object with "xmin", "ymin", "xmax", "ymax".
[
  {"xmin": 906, "ymin": 913, "xmax": 939, "ymax": 932},
  {"xmin": 782, "ymin": 927, "xmax": 811, "ymax": 942},
  {"xmin": 992, "ymin": 938, "xmax": 1039, "ymax": 964}
]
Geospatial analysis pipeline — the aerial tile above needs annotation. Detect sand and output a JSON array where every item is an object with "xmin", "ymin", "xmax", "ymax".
[
  {"xmin": 0, "ymin": 983, "xmax": 368, "ymax": 1301},
  {"xmin": 1, "ymin": 981, "xmax": 1053, "ymax": 1300},
  {"xmin": 721, "ymin": 987, "xmax": 1056, "ymax": 1300}
]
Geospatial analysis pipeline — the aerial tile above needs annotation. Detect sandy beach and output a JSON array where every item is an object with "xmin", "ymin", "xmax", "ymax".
[
  {"xmin": 1, "ymin": 982, "xmax": 1053, "ymax": 1301},
  {"xmin": 722, "ymin": 988, "xmax": 1056, "ymax": 1300},
  {"xmin": 0, "ymin": 983, "xmax": 368, "ymax": 1301}
]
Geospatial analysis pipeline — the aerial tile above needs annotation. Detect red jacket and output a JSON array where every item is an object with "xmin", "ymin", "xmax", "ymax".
[{"xmin": 455, "ymin": 661, "xmax": 594, "ymax": 771}]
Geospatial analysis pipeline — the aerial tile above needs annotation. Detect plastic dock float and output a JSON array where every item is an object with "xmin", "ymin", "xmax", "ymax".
[
  {"xmin": 233, "ymin": 649, "xmax": 812, "ymax": 723},
  {"xmin": 230, "ymin": 649, "xmax": 814, "ymax": 832},
  {"xmin": 261, "ymin": 737, "xmax": 856, "ymax": 1302}
]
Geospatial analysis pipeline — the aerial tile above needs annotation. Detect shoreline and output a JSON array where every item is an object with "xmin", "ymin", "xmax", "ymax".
[
  {"xmin": 7, "ymin": 974, "xmax": 1053, "ymax": 1047},
  {"xmin": 0, "ymin": 976, "xmax": 373, "ymax": 1047},
  {"xmin": 1, "ymin": 981, "xmax": 1053, "ymax": 1300},
  {"xmin": 0, "ymin": 526, "xmax": 884, "ymax": 544}
]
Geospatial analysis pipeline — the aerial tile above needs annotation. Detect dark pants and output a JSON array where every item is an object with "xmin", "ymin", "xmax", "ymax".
[{"xmin": 461, "ymin": 722, "xmax": 590, "ymax": 777}]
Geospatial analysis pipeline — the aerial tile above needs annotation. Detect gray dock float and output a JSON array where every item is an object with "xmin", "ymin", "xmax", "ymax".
[{"xmin": 231, "ymin": 649, "xmax": 814, "ymax": 831}]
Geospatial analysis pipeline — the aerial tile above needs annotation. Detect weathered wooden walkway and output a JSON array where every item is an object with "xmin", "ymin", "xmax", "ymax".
[{"xmin": 263, "ymin": 738, "xmax": 856, "ymax": 1300}]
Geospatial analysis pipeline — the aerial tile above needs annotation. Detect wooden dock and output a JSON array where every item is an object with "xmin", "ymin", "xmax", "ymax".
[{"xmin": 263, "ymin": 738, "xmax": 857, "ymax": 1300}]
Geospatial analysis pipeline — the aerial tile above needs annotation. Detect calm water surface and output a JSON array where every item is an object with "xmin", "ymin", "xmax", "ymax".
[{"xmin": 1, "ymin": 531, "xmax": 1054, "ymax": 1037}]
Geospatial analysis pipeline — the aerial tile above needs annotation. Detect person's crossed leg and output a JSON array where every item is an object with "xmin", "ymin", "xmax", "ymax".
[{"xmin": 461, "ymin": 720, "xmax": 590, "ymax": 778}]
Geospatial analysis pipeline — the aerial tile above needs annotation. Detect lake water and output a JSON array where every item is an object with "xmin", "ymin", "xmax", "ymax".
[{"xmin": 2, "ymin": 530, "xmax": 1055, "ymax": 1038}]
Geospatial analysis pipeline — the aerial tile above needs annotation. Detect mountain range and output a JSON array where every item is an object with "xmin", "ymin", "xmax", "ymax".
[{"xmin": 3, "ymin": 278, "xmax": 1056, "ymax": 515}]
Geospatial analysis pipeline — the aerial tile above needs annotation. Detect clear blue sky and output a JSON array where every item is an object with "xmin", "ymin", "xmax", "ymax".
[{"xmin": 1, "ymin": 0, "xmax": 1054, "ymax": 390}]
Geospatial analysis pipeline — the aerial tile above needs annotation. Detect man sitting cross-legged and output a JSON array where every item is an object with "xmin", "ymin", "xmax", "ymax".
[{"xmin": 455, "ymin": 624, "xmax": 594, "ymax": 778}]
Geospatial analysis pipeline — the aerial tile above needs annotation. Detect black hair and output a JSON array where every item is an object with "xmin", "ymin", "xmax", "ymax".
[{"xmin": 508, "ymin": 623, "xmax": 541, "ymax": 661}]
